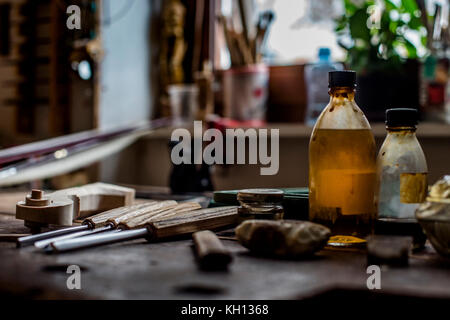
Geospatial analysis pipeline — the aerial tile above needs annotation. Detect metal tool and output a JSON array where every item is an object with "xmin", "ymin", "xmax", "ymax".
[
  {"xmin": 33, "ymin": 200, "xmax": 182, "ymax": 249},
  {"xmin": 46, "ymin": 206, "xmax": 238, "ymax": 253},
  {"xmin": 17, "ymin": 201, "xmax": 157, "ymax": 247},
  {"xmin": 38, "ymin": 201, "xmax": 200, "ymax": 250}
]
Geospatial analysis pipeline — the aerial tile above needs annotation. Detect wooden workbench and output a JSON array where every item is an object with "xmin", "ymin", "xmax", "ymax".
[{"xmin": 1, "ymin": 208, "xmax": 450, "ymax": 301}]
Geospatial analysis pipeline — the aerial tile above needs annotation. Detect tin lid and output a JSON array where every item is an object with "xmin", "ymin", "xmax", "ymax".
[{"xmin": 237, "ymin": 189, "xmax": 284, "ymax": 203}]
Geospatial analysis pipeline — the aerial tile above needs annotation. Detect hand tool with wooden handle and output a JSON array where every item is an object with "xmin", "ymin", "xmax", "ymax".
[
  {"xmin": 193, "ymin": 230, "xmax": 232, "ymax": 271},
  {"xmin": 47, "ymin": 206, "xmax": 238, "ymax": 253},
  {"xmin": 39, "ymin": 202, "xmax": 200, "ymax": 251},
  {"xmin": 33, "ymin": 201, "xmax": 179, "ymax": 249},
  {"xmin": 17, "ymin": 201, "xmax": 157, "ymax": 247},
  {"xmin": 16, "ymin": 183, "xmax": 135, "ymax": 231}
]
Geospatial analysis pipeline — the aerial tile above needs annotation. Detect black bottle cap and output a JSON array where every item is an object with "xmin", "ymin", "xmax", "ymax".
[
  {"xmin": 385, "ymin": 108, "xmax": 418, "ymax": 127},
  {"xmin": 328, "ymin": 70, "xmax": 356, "ymax": 88}
]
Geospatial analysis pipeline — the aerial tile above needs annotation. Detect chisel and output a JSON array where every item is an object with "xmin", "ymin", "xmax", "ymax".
[
  {"xmin": 46, "ymin": 206, "xmax": 238, "ymax": 253},
  {"xmin": 32, "ymin": 200, "xmax": 181, "ymax": 249},
  {"xmin": 39, "ymin": 201, "xmax": 200, "ymax": 251},
  {"xmin": 17, "ymin": 201, "xmax": 159, "ymax": 247}
]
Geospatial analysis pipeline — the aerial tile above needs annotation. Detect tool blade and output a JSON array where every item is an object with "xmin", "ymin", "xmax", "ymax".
[{"xmin": 16, "ymin": 225, "xmax": 89, "ymax": 247}]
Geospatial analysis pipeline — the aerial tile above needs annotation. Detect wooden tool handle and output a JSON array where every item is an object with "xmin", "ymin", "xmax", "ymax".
[
  {"xmin": 150, "ymin": 206, "xmax": 238, "ymax": 240},
  {"xmin": 84, "ymin": 201, "xmax": 156, "ymax": 227},
  {"xmin": 108, "ymin": 201, "xmax": 177, "ymax": 227},
  {"xmin": 193, "ymin": 230, "xmax": 232, "ymax": 270},
  {"xmin": 121, "ymin": 202, "xmax": 201, "ymax": 229}
]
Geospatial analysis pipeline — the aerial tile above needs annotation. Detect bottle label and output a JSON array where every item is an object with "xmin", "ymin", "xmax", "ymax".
[{"xmin": 400, "ymin": 173, "xmax": 427, "ymax": 203}]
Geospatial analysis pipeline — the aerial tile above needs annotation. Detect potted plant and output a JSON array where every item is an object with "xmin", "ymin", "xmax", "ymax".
[{"xmin": 335, "ymin": 0, "xmax": 428, "ymax": 121}]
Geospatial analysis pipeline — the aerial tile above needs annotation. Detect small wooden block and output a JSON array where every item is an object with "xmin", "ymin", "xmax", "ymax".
[
  {"xmin": 49, "ymin": 182, "xmax": 135, "ymax": 219},
  {"xmin": 367, "ymin": 235, "xmax": 412, "ymax": 267},
  {"xmin": 16, "ymin": 197, "xmax": 74, "ymax": 226},
  {"xmin": 16, "ymin": 183, "xmax": 136, "ymax": 227},
  {"xmin": 193, "ymin": 230, "xmax": 232, "ymax": 271}
]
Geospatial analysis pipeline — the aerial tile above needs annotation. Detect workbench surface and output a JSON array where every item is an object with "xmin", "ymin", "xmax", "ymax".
[{"xmin": 1, "ymin": 211, "xmax": 450, "ymax": 301}]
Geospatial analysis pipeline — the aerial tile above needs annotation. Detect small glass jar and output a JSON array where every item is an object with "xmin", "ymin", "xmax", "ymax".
[{"xmin": 237, "ymin": 189, "xmax": 284, "ymax": 222}]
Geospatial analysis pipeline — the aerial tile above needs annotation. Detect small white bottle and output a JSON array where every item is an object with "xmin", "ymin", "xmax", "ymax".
[{"xmin": 377, "ymin": 108, "xmax": 428, "ymax": 219}]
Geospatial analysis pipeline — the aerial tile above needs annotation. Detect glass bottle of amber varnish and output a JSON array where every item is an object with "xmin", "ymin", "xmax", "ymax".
[{"xmin": 309, "ymin": 71, "xmax": 377, "ymax": 247}]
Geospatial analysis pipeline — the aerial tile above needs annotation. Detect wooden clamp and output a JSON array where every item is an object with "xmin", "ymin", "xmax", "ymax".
[{"xmin": 16, "ymin": 183, "xmax": 135, "ymax": 230}]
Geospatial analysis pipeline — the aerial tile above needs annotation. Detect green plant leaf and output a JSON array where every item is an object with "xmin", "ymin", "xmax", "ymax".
[
  {"xmin": 408, "ymin": 16, "xmax": 422, "ymax": 29},
  {"xmin": 403, "ymin": 38, "xmax": 418, "ymax": 58},
  {"xmin": 401, "ymin": 0, "xmax": 418, "ymax": 13},
  {"xmin": 349, "ymin": 9, "xmax": 371, "ymax": 41}
]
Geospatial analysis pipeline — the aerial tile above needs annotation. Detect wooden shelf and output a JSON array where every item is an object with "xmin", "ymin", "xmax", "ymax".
[{"xmin": 144, "ymin": 122, "xmax": 450, "ymax": 139}]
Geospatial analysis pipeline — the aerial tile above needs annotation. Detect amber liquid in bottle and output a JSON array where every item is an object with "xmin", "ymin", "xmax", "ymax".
[{"xmin": 309, "ymin": 86, "xmax": 377, "ymax": 246}]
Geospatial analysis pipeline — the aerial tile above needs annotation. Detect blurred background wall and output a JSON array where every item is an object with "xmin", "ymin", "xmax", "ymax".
[{"xmin": 0, "ymin": 0, "xmax": 449, "ymax": 192}]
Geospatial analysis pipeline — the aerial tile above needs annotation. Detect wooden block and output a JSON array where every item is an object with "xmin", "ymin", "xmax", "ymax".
[
  {"xmin": 16, "ymin": 191, "xmax": 74, "ymax": 227},
  {"xmin": 367, "ymin": 235, "xmax": 412, "ymax": 267},
  {"xmin": 193, "ymin": 230, "xmax": 232, "ymax": 271},
  {"xmin": 15, "ymin": 183, "xmax": 137, "ymax": 228},
  {"xmin": 49, "ymin": 183, "xmax": 136, "ymax": 219}
]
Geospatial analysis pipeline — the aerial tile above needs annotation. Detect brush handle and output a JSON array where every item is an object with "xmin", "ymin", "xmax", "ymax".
[
  {"xmin": 107, "ymin": 201, "xmax": 177, "ymax": 227},
  {"xmin": 84, "ymin": 202, "xmax": 157, "ymax": 227},
  {"xmin": 121, "ymin": 202, "xmax": 201, "ymax": 229},
  {"xmin": 150, "ymin": 206, "xmax": 238, "ymax": 240}
]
